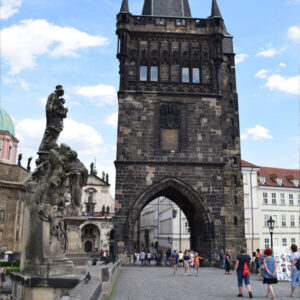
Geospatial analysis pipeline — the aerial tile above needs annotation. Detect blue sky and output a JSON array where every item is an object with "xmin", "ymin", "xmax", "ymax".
[{"xmin": 0, "ymin": 0, "xmax": 299, "ymax": 191}]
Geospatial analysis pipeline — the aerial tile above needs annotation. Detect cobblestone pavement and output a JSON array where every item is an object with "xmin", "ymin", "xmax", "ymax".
[{"xmin": 112, "ymin": 266, "xmax": 298, "ymax": 300}]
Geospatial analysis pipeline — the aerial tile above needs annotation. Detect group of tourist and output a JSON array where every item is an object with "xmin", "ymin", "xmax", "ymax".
[{"xmin": 219, "ymin": 244, "xmax": 300, "ymax": 299}]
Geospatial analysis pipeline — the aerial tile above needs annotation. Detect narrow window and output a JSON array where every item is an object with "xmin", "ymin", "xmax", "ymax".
[
  {"xmin": 182, "ymin": 68, "xmax": 189, "ymax": 83},
  {"xmin": 151, "ymin": 66, "xmax": 158, "ymax": 81},
  {"xmin": 271, "ymin": 193, "xmax": 276, "ymax": 204},
  {"xmin": 140, "ymin": 66, "xmax": 147, "ymax": 81},
  {"xmin": 291, "ymin": 238, "xmax": 296, "ymax": 244},
  {"xmin": 263, "ymin": 193, "xmax": 268, "ymax": 204},
  {"xmin": 192, "ymin": 68, "xmax": 200, "ymax": 83},
  {"xmin": 264, "ymin": 238, "xmax": 270, "ymax": 249},
  {"xmin": 264, "ymin": 214, "xmax": 269, "ymax": 226},
  {"xmin": 234, "ymin": 196, "xmax": 238, "ymax": 204},
  {"xmin": 291, "ymin": 215, "xmax": 295, "ymax": 227},
  {"xmin": 282, "ymin": 238, "xmax": 287, "ymax": 247},
  {"xmin": 282, "ymin": 215, "xmax": 286, "ymax": 227},
  {"xmin": 280, "ymin": 193, "xmax": 285, "ymax": 205},
  {"xmin": 234, "ymin": 216, "xmax": 238, "ymax": 226},
  {"xmin": 289, "ymin": 194, "xmax": 294, "ymax": 205}
]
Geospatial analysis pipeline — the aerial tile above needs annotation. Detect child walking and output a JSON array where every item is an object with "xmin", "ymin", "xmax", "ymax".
[{"xmin": 263, "ymin": 248, "xmax": 277, "ymax": 299}]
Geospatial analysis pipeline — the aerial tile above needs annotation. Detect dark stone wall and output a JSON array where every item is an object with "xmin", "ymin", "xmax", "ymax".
[{"xmin": 115, "ymin": 13, "xmax": 245, "ymax": 262}]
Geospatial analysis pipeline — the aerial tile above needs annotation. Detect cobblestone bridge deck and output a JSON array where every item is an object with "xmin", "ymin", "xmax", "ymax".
[{"xmin": 112, "ymin": 266, "xmax": 296, "ymax": 300}]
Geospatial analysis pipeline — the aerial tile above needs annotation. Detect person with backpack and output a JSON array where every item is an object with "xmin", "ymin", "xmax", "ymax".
[
  {"xmin": 262, "ymin": 248, "xmax": 277, "ymax": 299},
  {"xmin": 234, "ymin": 248, "xmax": 253, "ymax": 298},
  {"xmin": 290, "ymin": 244, "xmax": 300, "ymax": 298}
]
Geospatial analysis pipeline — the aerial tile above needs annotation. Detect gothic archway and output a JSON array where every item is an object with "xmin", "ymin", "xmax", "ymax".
[{"xmin": 126, "ymin": 178, "xmax": 215, "ymax": 261}]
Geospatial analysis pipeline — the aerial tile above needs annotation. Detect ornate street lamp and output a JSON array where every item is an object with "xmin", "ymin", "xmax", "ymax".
[{"xmin": 267, "ymin": 216, "xmax": 275, "ymax": 251}]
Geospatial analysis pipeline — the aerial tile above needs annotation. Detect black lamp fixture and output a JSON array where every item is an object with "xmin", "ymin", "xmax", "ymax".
[{"xmin": 267, "ymin": 216, "xmax": 275, "ymax": 251}]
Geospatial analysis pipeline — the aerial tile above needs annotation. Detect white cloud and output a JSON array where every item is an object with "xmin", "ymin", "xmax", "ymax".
[
  {"xmin": 0, "ymin": 0, "xmax": 22, "ymax": 20},
  {"xmin": 241, "ymin": 133, "xmax": 248, "ymax": 140},
  {"xmin": 254, "ymin": 69, "xmax": 269, "ymax": 79},
  {"xmin": 256, "ymin": 46, "xmax": 286, "ymax": 57},
  {"xmin": 247, "ymin": 126, "xmax": 273, "ymax": 141},
  {"xmin": 1, "ymin": 19, "xmax": 109, "ymax": 74},
  {"xmin": 279, "ymin": 63, "xmax": 287, "ymax": 68},
  {"xmin": 235, "ymin": 54, "xmax": 249, "ymax": 64},
  {"xmin": 288, "ymin": 25, "xmax": 300, "ymax": 43},
  {"xmin": 105, "ymin": 112, "xmax": 118, "ymax": 127},
  {"xmin": 76, "ymin": 84, "xmax": 117, "ymax": 105},
  {"xmin": 2, "ymin": 76, "xmax": 29, "ymax": 90},
  {"xmin": 15, "ymin": 118, "xmax": 104, "ymax": 163},
  {"xmin": 265, "ymin": 74, "xmax": 300, "ymax": 95}
]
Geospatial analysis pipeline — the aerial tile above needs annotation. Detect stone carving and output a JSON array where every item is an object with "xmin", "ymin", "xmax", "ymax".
[
  {"xmin": 18, "ymin": 154, "xmax": 22, "ymax": 166},
  {"xmin": 27, "ymin": 85, "xmax": 88, "ymax": 255},
  {"xmin": 39, "ymin": 85, "xmax": 68, "ymax": 152},
  {"xmin": 27, "ymin": 157, "xmax": 32, "ymax": 172}
]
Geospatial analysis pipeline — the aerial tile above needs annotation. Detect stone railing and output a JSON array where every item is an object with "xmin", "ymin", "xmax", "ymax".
[{"xmin": 69, "ymin": 259, "xmax": 122, "ymax": 300}]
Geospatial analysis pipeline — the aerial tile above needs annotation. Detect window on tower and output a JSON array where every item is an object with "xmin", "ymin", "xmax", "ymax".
[
  {"xmin": 151, "ymin": 66, "xmax": 158, "ymax": 81},
  {"xmin": 192, "ymin": 68, "xmax": 200, "ymax": 83},
  {"xmin": 140, "ymin": 66, "xmax": 147, "ymax": 81},
  {"xmin": 182, "ymin": 68, "xmax": 189, "ymax": 83}
]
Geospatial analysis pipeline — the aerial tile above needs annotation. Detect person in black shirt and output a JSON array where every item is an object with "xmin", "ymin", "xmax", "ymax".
[
  {"xmin": 234, "ymin": 248, "xmax": 253, "ymax": 298},
  {"xmin": 225, "ymin": 250, "xmax": 231, "ymax": 274}
]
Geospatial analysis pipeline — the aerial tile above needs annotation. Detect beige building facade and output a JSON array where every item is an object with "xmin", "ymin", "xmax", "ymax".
[{"xmin": 242, "ymin": 160, "xmax": 300, "ymax": 257}]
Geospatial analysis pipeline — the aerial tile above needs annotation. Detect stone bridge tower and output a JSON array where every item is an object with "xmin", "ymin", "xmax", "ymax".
[{"xmin": 115, "ymin": 0, "xmax": 245, "ymax": 263}]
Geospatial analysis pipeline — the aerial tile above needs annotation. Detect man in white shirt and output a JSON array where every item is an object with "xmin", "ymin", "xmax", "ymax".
[{"xmin": 140, "ymin": 251, "xmax": 146, "ymax": 265}]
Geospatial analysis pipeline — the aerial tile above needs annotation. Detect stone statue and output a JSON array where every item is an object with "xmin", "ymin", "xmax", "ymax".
[
  {"xmin": 102, "ymin": 171, "xmax": 105, "ymax": 180},
  {"xmin": 102, "ymin": 205, "xmax": 105, "ymax": 215},
  {"xmin": 21, "ymin": 86, "xmax": 88, "ymax": 278},
  {"xmin": 27, "ymin": 157, "xmax": 32, "ymax": 172},
  {"xmin": 106, "ymin": 173, "xmax": 109, "ymax": 183},
  {"xmin": 39, "ymin": 85, "xmax": 68, "ymax": 152},
  {"xmin": 90, "ymin": 163, "xmax": 94, "ymax": 175},
  {"xmin": 18, "ymin": 154, "xmax": 22, "ymax": 166}
]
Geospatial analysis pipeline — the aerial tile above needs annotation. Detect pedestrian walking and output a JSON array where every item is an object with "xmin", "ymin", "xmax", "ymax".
[
  {"xmin": 194, "ymin": 253, "xmax": 203, "ymax": 276},
  {"xmin": 225, "ymin": 250, "xmax": 231, "ymax": 275},
  {"xmin": 147, "ymin": 251, "xmax": 151, "ymax": 265},
  {"xmin": 171, "ymin": 251, "xmax": 179, "ymax": 275},
  {"xmin": 0, "ymin": 266, "xmax": 3, "ymax": 288},
  {"xmin": 162, "ymin": 252, "xmax": 167, "ymax": 267},
  {"xmin": 183, "ymin": 250, "xmax": 191, "ymax": 276},
  {"xmin": 233, "ymin": 248, "xmax": 253, "ymax": 298},
  {"xmin": 140, "ymin": 250, "xmax": 146, "ymax": 265},
  {"xmin": 255, "ymin": 249, "xmax": 262, "ymax": 273},
  {"xmin": 290, "ymin": 244, "xmax": 300, "ymax": 298},
  {"xmin": 179, "ymin": 251, "xmax": 183, "ymax": 267},
  {"xmin": 0, "ymin": 268, "xmax": 5, "ymax": 288},
  {"xmin": 262, "ymin": 248, "xmax": 277, "ymax": 299},
  {"xmin": 219, "ymin": 249, "xmax": 225, "ymax": 269}
]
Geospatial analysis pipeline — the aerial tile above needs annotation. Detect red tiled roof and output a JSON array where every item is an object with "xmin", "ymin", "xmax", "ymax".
[
  {"xmin": 241, "ymin": 160, "xmax": 259, "ymax": 168},
  {"xmin": 258, "ymin": 166, "xmax": 300, "ymax": 188}
]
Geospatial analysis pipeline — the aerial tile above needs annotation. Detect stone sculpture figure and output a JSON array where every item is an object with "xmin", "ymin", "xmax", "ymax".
[
  {"xmin": 27, "ymin": 157, "xmax": 32, "ymax": 171},
  {"xmin": 20, "ymin": 85, "xmax": 88, "ymax": 277},
  {"xmin": 18, "ymin": 154, "xmax": 22, "ymax": 166},
  {"xmin": 39, "ymin": 85, "xmax": 68, "ymax": 152}
]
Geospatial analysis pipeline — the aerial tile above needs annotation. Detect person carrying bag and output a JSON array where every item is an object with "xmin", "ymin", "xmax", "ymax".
[{"xmin": 234, "ymin": 248, "xmax": 253, "ymax": 299}]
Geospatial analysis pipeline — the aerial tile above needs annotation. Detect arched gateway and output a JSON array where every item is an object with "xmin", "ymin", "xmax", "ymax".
[{"xmin": 115, "ymin": 0, "xmax": 246, "ymax": 264}]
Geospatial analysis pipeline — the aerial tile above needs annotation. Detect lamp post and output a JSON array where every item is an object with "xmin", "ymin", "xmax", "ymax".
[{"xmin": 267, "ymin": 216, "xmax": 275, "ymax": 251}]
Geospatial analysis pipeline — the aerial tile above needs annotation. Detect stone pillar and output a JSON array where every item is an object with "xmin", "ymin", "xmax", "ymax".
[{"xmin": 64, "ymin": 217, "xmax": 88, "ymax": 267}]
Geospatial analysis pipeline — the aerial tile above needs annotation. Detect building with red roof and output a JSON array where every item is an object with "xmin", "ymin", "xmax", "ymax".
[{"xmin": 242, "ymin": 161, "xmax": 300, "ymax": 256}]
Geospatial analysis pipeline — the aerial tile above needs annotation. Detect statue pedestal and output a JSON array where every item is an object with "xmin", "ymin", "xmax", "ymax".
[
  {"xmin": 64, "ymin": 217, "xmax": 88, "ymax": 267},
  {"xmin": 12, "ymin": 195, "xmax": 78, "ymax": 300}
]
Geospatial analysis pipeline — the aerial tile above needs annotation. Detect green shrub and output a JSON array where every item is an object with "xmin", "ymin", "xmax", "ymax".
[
  {"xmin": 0, "ymin": 261, "xmax": 20, "ymax": 268},
  {"xmin": 3, "ymin": 267, "xmax": 19, "ymax": 275}
]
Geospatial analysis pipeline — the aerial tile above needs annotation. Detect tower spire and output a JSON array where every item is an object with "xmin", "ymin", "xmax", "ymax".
[
  {"xmin": 211, "ymin": 0, "xmax": 222, "ymax": 18},
  {"xmin": 120, "ymin": 0, "xmax": 129, "ymax": 13}
]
